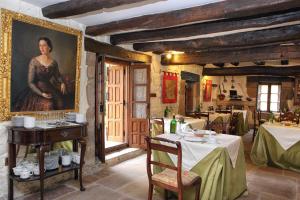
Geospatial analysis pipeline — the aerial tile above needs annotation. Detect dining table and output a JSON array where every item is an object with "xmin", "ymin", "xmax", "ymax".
[
  {"xmin": 153, "ymin": 132, "xmax": 247, "ymax": 200},
  {"xmin": 251, "ymin": 122, "xmax": 300, "ymax": 172}
]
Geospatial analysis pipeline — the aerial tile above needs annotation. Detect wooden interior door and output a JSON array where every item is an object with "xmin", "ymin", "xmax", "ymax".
[
  {"xmin": 106, "ymin": 64, "xmax": 124, "ymax": 142},
  {"xmin": 185, "ymin": 82, "xmax": 194, "ymax": 112},
  {"xmin": 128, "ymin": 64, "xmax": 150, "ymax": 148}
]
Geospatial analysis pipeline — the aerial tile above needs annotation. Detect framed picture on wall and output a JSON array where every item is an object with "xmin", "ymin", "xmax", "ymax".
[
  {"xmin": 162, "ymin": 72, "xmax": 178, "ymax": 103},
  {"xmin": 0, "ymin": 9, "xmax": 82, "ymax": 120}
]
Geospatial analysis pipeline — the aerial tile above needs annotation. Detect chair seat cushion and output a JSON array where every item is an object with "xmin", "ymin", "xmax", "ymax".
[{"xmin": 152, "ymin": 168, "xmax": 199, "ymax": 188}]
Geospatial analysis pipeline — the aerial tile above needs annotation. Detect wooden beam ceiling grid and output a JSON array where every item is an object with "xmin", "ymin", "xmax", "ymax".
[{"xmin": 85, "ymin": 0, "xmax": 300, "ymax": 36}]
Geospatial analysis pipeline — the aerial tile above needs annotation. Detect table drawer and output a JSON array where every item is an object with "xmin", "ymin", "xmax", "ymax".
[{"xmin": 45, "ymin": 127, "xmax": 83, "ymax": 142}]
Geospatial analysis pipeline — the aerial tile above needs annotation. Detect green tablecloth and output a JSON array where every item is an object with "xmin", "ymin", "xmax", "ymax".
[
  {"xmin": 153, "ymin": 141, "xmax": 247, "ymax": 200},
  {"xmin": 251, "ymin": 125, "xmax": 300, "ymax": 172}
]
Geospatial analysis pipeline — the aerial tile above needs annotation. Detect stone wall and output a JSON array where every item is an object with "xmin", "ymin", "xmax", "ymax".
[
  {"xmin": 150, "ymin": 54, "xmax": 203, "ymax": 117},
  {"xmin": 149, "ymin": 58, "xmax": 251, "ymax": 115}
]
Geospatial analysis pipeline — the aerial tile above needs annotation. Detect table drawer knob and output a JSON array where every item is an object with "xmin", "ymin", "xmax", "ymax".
[{"xmin": 60, "ymin": 131, "xmax": 69, "ymax": 137}]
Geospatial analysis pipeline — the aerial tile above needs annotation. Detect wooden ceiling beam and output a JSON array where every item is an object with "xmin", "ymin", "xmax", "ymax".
[
  {"xmin": 42, "ymin": 0, "xmax": 147, "ymax": 19},
  {"xmin": 111, "ymin": 10, "xmax": 300, "ymax": 45},
  {"xmin": 86, "ymin": 0, "xmax": 300, "ymax": 36},
  {"xmin": 133, "ymin": 24, "xmax": 300, "ymax": 52},
  {"xmin": 161, "ymin": 45, "xmax": 300, "ymax": 65},
  {"xmin": 84, "ymin": 37, "xmax": 151, "ymax": 63},
  {"xmin": 203, "ymin": 66, "xmax": 300, "ymax": 76}
]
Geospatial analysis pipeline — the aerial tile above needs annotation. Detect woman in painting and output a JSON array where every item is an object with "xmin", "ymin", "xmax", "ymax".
[{"xmin": 14, "ymin": 37, "xmax": 66, "ymax": 111}]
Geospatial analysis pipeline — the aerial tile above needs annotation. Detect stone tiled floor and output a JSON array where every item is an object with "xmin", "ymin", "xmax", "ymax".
[{"xmin": 18, "ymin": 132, "xmax": 300, "ymax": 200}]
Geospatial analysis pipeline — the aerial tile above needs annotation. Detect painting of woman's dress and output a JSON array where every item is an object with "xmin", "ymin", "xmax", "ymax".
[{"xmin": 10, "ymin": 20, "xmax": 79, "ymax": 112}]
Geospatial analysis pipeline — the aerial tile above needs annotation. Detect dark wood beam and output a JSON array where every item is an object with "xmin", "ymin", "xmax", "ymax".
[
  {"xmin": 231, "ymin": 62, "xmax": 240, "ymax": 66},
  {"xmin": 213, "ymin": 63, "xmax": 225, "ymax": 68},
  {"xmin": 202, "ymin": 66, "xmax": 300, "ymax": 76},
  {"xmin": 86, "ymin": 0, "xmax": 300, "ymax": 36},
  {"xmin": 42, "ymin": 0, "xmax": 147, "ymax": 19},
  {"xmin": 281, "ymin": 60, "xmax": 289, "ymax": 65},
  {"xmin": 111, "ymin": 10, "xmax": 300, "ymax": 45},
  {"xmin": 253, "ymin": 61, "xmax": 266, "ymax": 65},
  {"xmin": 161, "ymin": 45, "xmax": 300, "ymax": 65},
  {"xmin": 247, "ymin": 76, "xmax": 295, "ymax": 82},
  {"xmin": 134, "ymin": 25, "xmax": 300, "ymax": 52},
  {"xmin": 84, "ymin": 37, "xmax": 151, "ymax": 63}
]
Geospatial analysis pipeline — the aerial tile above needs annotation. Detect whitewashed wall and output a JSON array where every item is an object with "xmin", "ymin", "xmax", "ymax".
[{"xmin": 0, "ymin": 1, "xmax": 108, "ymax": 198}]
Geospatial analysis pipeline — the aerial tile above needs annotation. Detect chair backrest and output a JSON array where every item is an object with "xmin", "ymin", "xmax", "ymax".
[
  {"xmin": 207, "ymin": 116, "xmax": 224, "ymax": 134},
  {"xmin": 258, "ymin": 110, "xmax": 270, "ymax": 121},
  {"xmin": 215, "ymin": 108, "xmax": 232, "ymax": 114},
  {"xmin": 145, "ymin": 136, "xmax": 182, "ymax": 188},
  {"xmin": 280, "ymin": 111, "xmax": 298, "ymax": 123},
  {"xmin": 229, "ymin": 112, "xmax": 240, "ymax": 134},
  {"xmin": 149, "ymin": 118, "xmax": 164, "ymax": 136}
]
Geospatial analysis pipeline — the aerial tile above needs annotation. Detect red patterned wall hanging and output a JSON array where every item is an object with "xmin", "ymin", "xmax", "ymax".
[
  {"xmin": 204, "ymin": 79, "xmax": 212, "ymax": 102},
  {"xmin": 162, "ymin": 72, "xmax": 178, "ymax": 103}
]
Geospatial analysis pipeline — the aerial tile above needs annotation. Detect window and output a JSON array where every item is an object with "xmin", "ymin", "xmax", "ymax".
[{"xmin": 257, "ymin": 84, "xmax": 281, "ymax": 112}]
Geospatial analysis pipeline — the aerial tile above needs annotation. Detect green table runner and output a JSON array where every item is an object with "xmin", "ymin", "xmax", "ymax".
[
  {"xmin": 153, "ymin": 141, "xmax": 247, "ymax": 200},
  {"xmin": 251, "ymin": 125, "xmax": 300, "ymax": 172}
]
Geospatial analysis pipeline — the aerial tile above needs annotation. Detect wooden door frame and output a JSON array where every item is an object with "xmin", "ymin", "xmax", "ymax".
[
  {"xmin": 95, "ymin": 55, "xmax": 132, "ymax": 161},
  {"xmin": 95, "ymin": 54, "xmax": 105, "ymax": 162}
]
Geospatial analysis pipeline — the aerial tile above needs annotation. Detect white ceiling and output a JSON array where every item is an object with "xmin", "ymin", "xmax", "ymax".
[{"xmin": 22, "ymin": 0, "xmax": 223, "ymax": 26}]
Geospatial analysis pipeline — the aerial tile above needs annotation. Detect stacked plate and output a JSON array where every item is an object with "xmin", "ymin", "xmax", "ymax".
[
  {"xmin": 12, "ymin": 116, "xmax": 25, "ymax": 127},
  {"xmin": 65, "ymin": 112, "xmax": 76, "ymax": 122}
]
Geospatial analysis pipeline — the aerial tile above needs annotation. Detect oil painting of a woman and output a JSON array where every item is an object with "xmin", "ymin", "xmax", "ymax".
[
  {"xmin": 14, "ymin": 37, "xmax": 67, "ymax": 111},
  {"xmin": 10, "ymin": 19, "xmax": 78, "ymax": 113}
]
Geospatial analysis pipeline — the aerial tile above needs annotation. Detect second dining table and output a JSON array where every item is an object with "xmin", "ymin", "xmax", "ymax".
[
  {"xmin": 251, "ymin": 122, "xmax": 300, "ymax": 172},
  {"xmin": 153, "ymin": 132, "xmax": 247, "ymax": 200}
]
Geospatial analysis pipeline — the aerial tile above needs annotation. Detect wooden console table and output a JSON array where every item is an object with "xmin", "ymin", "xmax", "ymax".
[{"xmin": 7, "ymin": 123, "xmax": 87, "ymax": 200}]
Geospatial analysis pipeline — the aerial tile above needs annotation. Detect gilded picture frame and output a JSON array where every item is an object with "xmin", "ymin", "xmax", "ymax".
[{"xmin": 0, "ymin": 9, "xmax": 82, "ymax": 121}]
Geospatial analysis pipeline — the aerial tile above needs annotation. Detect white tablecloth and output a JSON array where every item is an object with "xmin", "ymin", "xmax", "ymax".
[
  {"xmin": 157, "ymin": 133, "xmax": 241, "ymax": 170},
  {"xmin": 262, "ymin": 123, "xmax": 300, "ymax": 150},
  {"xmin": 164, "ymin": 118, "xmax": 206, "ymax": 134}
]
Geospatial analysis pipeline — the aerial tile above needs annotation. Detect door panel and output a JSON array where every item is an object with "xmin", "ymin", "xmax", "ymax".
[
  {"xmin": 106, "ymin": 65, "xmax": 124, "ymax": 142},
  {"xmin": 128, "ymin": 65, "xmax": 150, "ymax": 149}
]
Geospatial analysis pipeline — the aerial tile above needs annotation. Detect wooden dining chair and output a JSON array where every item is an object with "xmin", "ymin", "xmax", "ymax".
[
  {"xmin": 252, "ymin": 110, "xmax": 258, "ymax": 141},
  {"xmin": 145, "ymin": 136, "xmax": 201, "ymax": 200},
  {"xmin": 257, "ymin": 110, "xmax": 269, "ymax": 125},
  {"xmin": 207, "ymin": 116, "xmax": 224, "ymax": 134},
  {"xmin": 229, "ymin": 112, "xmax": 239, "ymax": 135},
  {"xmin": 149, "ymin": 118, "xmax": 165, "ymax": 136}
]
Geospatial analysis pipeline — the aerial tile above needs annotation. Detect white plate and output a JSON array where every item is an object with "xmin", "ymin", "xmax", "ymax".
[
  {"xmin": 193, "ymin": 130, "xmax": 216, "ymax": 135},
  {"xmin": 183, "ymin": 136, "xmax": 207, "ymax": 142}
]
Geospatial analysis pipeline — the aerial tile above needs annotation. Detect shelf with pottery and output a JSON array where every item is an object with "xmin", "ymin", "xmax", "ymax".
[
  {"xmin": 10, "ymin": 163, "xmax": 80, "ymax": 182},
  {"xmin": 7, "ymin": 122, "xmax": 87, "ymax": 200},
  {"xmin": 216, "ymin": 99, "xmax": 256, "ymax": 109}
]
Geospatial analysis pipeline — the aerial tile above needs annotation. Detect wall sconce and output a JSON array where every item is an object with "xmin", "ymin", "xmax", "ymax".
[{"xmin": 166, "ymin": 53, "xmax": 172, "ymax": 60}]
